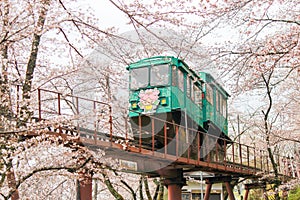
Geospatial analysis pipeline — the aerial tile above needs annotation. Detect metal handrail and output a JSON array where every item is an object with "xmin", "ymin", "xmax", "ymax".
[{"xmin": 36, "ymin": 88, "xmax": 299, "ymax": 178}]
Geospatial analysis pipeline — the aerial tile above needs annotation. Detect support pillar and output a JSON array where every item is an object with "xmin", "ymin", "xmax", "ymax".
[
  {"xmin": 225, "ymin": 181, "xmax": 235, "ymax": 200},
  {"xmin": 161, "ymin": 169, "xmax": 186, "ymax": 200},
  {"xmin": 168, "ymin": 184, "xmax": 183, "ymax": 200},
  {"xmin": 203, "ymin": 183, "xmax": 212, "ymax": 200},
  {"xmin": 244, "ymin": 189, "xmax": 250, "ymax": 200},
  {"xmin": 204, "ymin": 176, "xmax": 233, "ymax": 200},
  {"xmin": 77, "ymin": 173, "xmax": 92, "ymax": 200},
  {"xmin": 244, "ymin": 182, "xmax": 266, "ymax": 200}
]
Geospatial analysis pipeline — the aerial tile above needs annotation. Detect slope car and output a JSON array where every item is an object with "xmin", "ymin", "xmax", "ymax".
[{"xmin": 127, "ymin": 56, "xmax": 230, "ymax": 159}]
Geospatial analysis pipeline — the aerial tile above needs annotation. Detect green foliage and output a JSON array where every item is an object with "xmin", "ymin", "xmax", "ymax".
[{"xmin": 288, "ymin": 186, "xmax": 300, "ymax": 200}]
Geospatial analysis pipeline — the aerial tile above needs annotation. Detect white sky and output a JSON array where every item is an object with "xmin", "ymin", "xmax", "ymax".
[
  {"xmin": 85, "ymin": 0, "xmax": 132, "ymax": 33},
  {"xmin": 83, "ymin": 0, "xmax": 238, "ymax": 45}
]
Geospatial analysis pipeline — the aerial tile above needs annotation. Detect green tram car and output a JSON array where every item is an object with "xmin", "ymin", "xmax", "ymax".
[{"xmin": 127, "ymin": 56, "xmax": 230, "ymax": 160}]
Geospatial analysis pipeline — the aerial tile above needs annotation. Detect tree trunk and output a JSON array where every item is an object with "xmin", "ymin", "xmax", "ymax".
[
  {"xmin": 262, "ymin": 74, "xmax": 280, "ymax": 200},
  {"xmin": 143, "ymin": 176, "xmax": 153, "ymax": 200},
  {"xmin": 93, "ymin": 179, "xmax": 98, "ymax": 200},
  {"xmin": 19, "ymin": 0, "xmax": 51, "ymax": 127},
  {"xmin": 139, "ymin": 176, "xmax": 144, "ymax": 200},
  {"xmin": 153, "ymin": 178, "xmax": 165, "ymax": 200},
  {"xmin": 1, "ymin": 2, "xmax": 19, "ymax": 199},
  {"xmin": 6, "ymin": 161, "xmax": 19, "ymax": 200},
  {"xmin": 121, "ymin": 179, "xmax": 137, "ymax": 200},
  {"xmin": 102, "ymin": 172, "xmax": 124, "ymax": 200},
  {"xmin": 157, "ymin": 179, "xmax": 164, "ymax": 200},
  {"xmin": 0, "ymin": 0, "xmax": 13, "ymax": 127}
]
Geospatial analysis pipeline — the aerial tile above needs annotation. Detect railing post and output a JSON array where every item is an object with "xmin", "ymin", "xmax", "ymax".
[
  {"xmin": 57, "ymin": 93, "xmax": 62, "ymax": 133},
  {"xmin": 75, "ymin": 97, "xmax": 79, "ymax": 114},
  {"xmin": 138, "ymin": 114, "xmax": 142, "ymax": 152},
  {"xmin": 215, "ymin": 137, "xmax": 219, "ymax": 163},
  {"xmin": 223, "ymin": 139, "xmax": 227, "ymax": 164},
  {"xmin": 109, "ymin": 105, "xmax": 113, "ymax": 144},
  {"xmin": 197, "ymin": 131, "xmax": 200, "ymax": 163},
  {"xmin": 187, "ymin": 129, "xmax": 192, "ymax": 162},
  {"xmin": 239, "ymin": 143, "xmax": 242, "ymax": 168},
  {"xmin": 254, "ymin": 148, "xmax": 257, "ymax": 172},
  {"xmin": 247, "ymin": 146, "xmax": 250, "ymax": 168},
  {"xmin": 206, "ymin": 134, "xmax": 211, "ymax": 163},
  {"xmin": 176, "ymin": 125, "xmax": 179, "ymax": 158},
  {"xmin": 38, "ymin": 88, "xmax": 42, "ymax": 121},
  {"xmin": 125, "ymin": 116, "xmax": 128, "ymax": 142},
  {"xmin": 152, "ymin": 118, "xmax": 155, "ymax": 152},
  {"xmin": 188, "ymin": 143, "xmax": 191, "ymax": 162},
  {"xmin": 57, "ymin": 93, "xmax": 61, "ymax": 115},
  {"xmin": 232, "ymin": 142, "xmax": 235, "ymax": 166},
  {"xmin": 93, "ymin": 101, "xmax": 97, "ymax": 142},
  {"xmin": 17, "ymin": 84, "xmax": 20, "ymax": 115},
  {"xmin": 260, "ymin": 150, "xmax": 263, "ymax": 171},
  {"xmin": 164, "ymin": 123, "xmax": 167, "ymax": 156},
  {"xmin": 76, "ymin": 97, "xmax": 80, "ymax": 136}
]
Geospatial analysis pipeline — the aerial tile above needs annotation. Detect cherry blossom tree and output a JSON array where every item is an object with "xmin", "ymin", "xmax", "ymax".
[
  {"xmin": 0, "ymin": 0, "xmax": 132, "ymax": 199},
  {"xmin": 109, "ymin": 0, "xmax": 299, "ymax": 198},
  {"xmin": 1, "ymin": 0, "xmax": 299, "ymax": 199},
  {"xmin": 199, "ymin": 0, "xmax": 300, "ymax": 198},
  {"xmin": 1, "ymin": 0, "xmax": 178, "ymax": 198}
]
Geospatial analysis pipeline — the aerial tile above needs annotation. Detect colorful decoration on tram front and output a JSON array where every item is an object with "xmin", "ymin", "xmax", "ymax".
[{"xmin": 138, "ymin": 88, "xmax": 160, "ymax": 113}]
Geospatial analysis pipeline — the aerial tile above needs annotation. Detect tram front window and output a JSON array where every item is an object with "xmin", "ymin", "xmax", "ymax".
[
  {"xmin": 150, "ymin": 64, "xmax": 169, "ymax": 86},
  {"xmin": 130, "ymin": 67, "xmax": 148, "ymax": 89}
]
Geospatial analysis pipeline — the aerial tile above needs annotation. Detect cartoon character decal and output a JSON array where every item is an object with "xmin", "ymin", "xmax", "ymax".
[{"xmin": 138, "ymin": 88, "xmax": 160, "ymax": 113}]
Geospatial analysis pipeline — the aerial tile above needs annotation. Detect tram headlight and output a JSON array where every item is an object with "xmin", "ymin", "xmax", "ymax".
[
  {"xmin": 131, "ymin": 101, "xmax": 138, "ymax": 109},
  {"xmin": 160, "ymin": 97, "xmax": 167, "ymax": 105}
]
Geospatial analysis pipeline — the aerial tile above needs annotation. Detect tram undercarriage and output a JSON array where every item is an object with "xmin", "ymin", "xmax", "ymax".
[{"xmin": 129, "ymin": 111, "xmax": 227, "ymax": 162}]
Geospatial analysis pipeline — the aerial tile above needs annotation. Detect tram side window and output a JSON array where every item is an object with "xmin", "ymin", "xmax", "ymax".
[
  {"xmin": 187, "ymin": 76, "xmax": 191, "ymax": 98},
  {"xmin": 178, "ymin": 70, "xmax": 184, "ymax": 91},
  {"xmin": 172, "ymin": 66, "xmax": 177, "ymax": 86},
  {"xmin": 194, "ymin": 85, "xmax": 202, "ymax": 107},
  {"xmin": 216, "ymin": 91, "xmax": 220, "ymax": 112},
  {"xmin": 219, "ymin": 93, "xmax": 223, "ymax": 115},
  {"xmin": 206, "ymin": 84, "xmax": 213, "ymax": 105},
  {"xmin": 222, "ymin": 98, "xmax": 227, "ymax": 117}
]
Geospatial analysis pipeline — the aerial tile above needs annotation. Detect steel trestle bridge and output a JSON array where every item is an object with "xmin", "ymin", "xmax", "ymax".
[{"xmin": 20, "ymin": 88, "xmax": 300, "ymax": 200}]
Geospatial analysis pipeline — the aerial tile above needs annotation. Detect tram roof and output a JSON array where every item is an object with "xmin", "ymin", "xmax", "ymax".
[
  {"xmin": 199, "ymin": 72, "xmax": 230, "ymax": 98},
  {"xmin": 127, "ymin": 56, "xmax": 230, "ymax": 96},
  {"xmin": 127, "ymin": 56, "xmax": 203, "ymax": 82}
]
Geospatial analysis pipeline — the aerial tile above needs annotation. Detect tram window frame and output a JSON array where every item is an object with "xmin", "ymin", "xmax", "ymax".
[
  {"xmin": 178, "ymin": 69, "xmax": 184, "ymax": 91},
  {"xmin": 187, "ymin": 75, "xmax": 191, "ymax": 98},
  {"xmin": 194, "ymin": 84, "xmax": 202, "ymax": 107},
  {"xmin": 150, "ymin": 64, "xmax": 170, "ymax": 86},
  {"xmin": 222, "ymin": 98, "xmax": 227, "ymax": 117},
  {"xmin": 206, "ymin": 83, "xmax": 213, "ymax": 105},
  {"xmin": 216, "ymin": 91, "xmax": 220, "ymax": 112},
  {"xmin": 130, "ymin": 67, "xmax": 149, "ymax": 89},
  {"xmin": 172, "ymin": 66, "xmax": 177, "ymax": 86},
  {"xmin": 190, "ymin": 79, "xmax": 194, "ymax": 101},
  {"xmin": 219, "ymin": 93, "xmax": 223, "ymax": 115}
]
